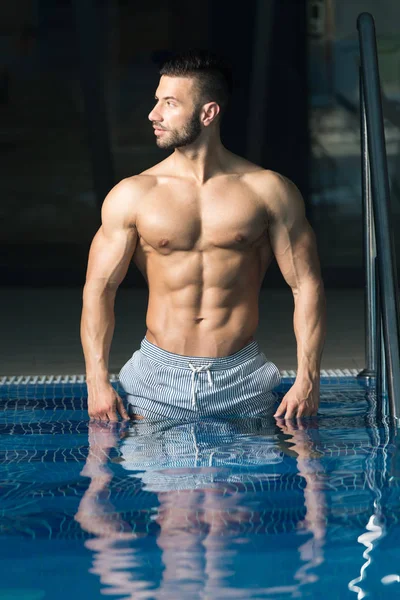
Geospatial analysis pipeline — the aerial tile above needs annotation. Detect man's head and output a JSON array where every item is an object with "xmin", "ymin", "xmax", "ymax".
[{"xmin": 148, "ymin": 49, "xmax": 233, "ymax": 150}]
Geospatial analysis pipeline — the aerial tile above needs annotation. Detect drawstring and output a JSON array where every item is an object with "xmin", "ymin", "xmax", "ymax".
[{"xmin": 188, "ymin": 363, "xmax": 213, "ymax": 408}]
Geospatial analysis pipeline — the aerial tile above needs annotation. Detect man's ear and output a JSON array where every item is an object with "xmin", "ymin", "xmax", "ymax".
[{"xmin": 201, "ymin": 102, "xmax": 220, "ymax": 127}]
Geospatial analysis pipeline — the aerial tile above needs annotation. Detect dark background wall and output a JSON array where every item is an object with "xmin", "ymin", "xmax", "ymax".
[{"xmin": 1, "ymin": 0, "xmax": 399, "ymax": 288}]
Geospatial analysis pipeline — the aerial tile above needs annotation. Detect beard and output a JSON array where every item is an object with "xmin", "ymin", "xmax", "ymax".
[{"xmin": 154, "ymin": 107, "xmax": 202, "ymax": 150}]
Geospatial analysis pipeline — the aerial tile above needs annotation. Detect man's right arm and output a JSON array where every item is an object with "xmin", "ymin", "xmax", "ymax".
[{"xmin": 80, "ymin": 177, "xmax": 142, "ymax": 421}]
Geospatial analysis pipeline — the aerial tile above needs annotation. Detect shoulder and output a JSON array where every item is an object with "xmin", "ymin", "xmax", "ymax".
[
  {"xmin": 245, "ymin": 169, "xmax": 306, "ymax": 222},
  {"xmin": 103, "ymin": 174, "xmax": 157, "ymax": 207},
  {"xmin": 101, "ymin": 174, "xmax": 158, "ymax": 225},
  {"xmin": 244, "ymin": 168, "xmax": 300, "ymax": 198}
]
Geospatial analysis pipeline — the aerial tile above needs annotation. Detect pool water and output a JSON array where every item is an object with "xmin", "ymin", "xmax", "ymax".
[{"xmin": 1, "ymin": 378, "xmax": 399, "ymax": 600}]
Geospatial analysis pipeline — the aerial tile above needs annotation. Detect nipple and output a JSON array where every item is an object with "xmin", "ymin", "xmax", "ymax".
[
  {"xmin": 158, "ymin": 238, "xmax": 169, "ymax": 248},
  {"xmin": 235, "ymin": 233, "xmax": 246, "ymax": 243}
]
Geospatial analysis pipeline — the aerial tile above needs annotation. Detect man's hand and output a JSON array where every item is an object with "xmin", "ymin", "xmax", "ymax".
[
  {"xmin": 274, "ymin": 379, "xmax": 320, "ymax": 420},
  {"xmin": 87, "ymin": 381, "xmax": 130, "ymax": 422}
]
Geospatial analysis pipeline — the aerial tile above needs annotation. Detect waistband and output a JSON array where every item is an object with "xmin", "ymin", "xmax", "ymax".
[{"xmin": 140, "ymin": 337, "xmax": 261, "ymax": 371}]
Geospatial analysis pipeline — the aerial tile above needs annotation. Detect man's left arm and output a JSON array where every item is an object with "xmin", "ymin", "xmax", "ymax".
[{"xmin": 263, "ymin": 172, "xmax": 327, "ymax": 419}]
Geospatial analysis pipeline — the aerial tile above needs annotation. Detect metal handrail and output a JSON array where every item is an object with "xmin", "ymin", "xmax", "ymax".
[
  {"xmin": 357, "ymin": 12, "xmax": 400, "ymax": 421},
  {"xmin": 358, "ymin": 73, "xmax": 378, "ymax": 382}
]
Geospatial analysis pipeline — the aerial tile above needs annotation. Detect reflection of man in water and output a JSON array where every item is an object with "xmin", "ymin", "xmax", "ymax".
[
  {"xmin": 75, "ymin": 419, "xmax": 327, "ymax": 597},
  {"xmin": 80, "ymin": 49, "xmax": 326, "ymax": 423}
]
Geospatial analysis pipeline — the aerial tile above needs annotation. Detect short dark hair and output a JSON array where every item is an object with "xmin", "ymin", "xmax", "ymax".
[{"xmin": 159, "ymin": 49, "xmax": 233, "ymax": 116}]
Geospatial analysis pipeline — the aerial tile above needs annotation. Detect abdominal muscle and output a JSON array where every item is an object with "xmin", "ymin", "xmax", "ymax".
[{"xmin": 143, "ymin": 250, "xmax": 264, "ymax": 357}]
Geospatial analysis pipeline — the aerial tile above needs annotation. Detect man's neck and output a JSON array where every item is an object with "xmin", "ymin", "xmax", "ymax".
[{"xmin": 171, "ymin": 140, "xmax": 230, "ymax": 185}]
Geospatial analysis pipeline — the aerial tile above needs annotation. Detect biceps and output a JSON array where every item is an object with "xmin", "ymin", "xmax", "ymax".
[
  {"xmin": 270, "ymin": 219, "xmax": 322, "ymax": 290},
  {"xmin": 85, "ymin": 226, "xmax": 138, "ymax": 289}
]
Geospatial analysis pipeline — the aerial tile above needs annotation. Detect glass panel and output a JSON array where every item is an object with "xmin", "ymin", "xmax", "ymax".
[{"xmin": 308, "ymin": 0, "xmax": 400, "ymax": 275}]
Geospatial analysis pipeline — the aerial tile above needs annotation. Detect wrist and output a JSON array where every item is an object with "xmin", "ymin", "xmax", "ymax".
[
  {"xmin": 295, "ymin": 368, "xmax": 320, "ymax": 386},
  {"xmin": 296, "ymin": 359, "xmax": 320, "ymax": 378},
  {"xmin": 86, "ymin": 373, "xmax": 110, "ymax": 387}
]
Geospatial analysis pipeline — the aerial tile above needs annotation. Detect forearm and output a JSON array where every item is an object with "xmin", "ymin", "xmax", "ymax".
[
  {"xmin": 81, "ymin": 282, "xmax": 116, "ymax": 384},
  {"xmin": 293, "ymin": 279, "xmax": 326, "ymax": 382}
]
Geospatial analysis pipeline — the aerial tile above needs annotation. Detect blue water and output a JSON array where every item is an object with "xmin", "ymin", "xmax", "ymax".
[{"xmin": 1, "ymin": 378, "xmax": 399, "ymax": 600}]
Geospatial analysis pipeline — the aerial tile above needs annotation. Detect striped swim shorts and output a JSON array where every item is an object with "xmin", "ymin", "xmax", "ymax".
[{"xmin": 118, "ymin": 337, "xmax": 281, "ymax": 420}]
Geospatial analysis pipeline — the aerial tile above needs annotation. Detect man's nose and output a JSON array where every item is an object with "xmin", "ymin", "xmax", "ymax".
[{"xmin": 148, "ymin": 106, "xmax": 162, "ymax": 123}]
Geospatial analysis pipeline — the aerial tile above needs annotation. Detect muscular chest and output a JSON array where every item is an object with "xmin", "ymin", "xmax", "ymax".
[{"xmin": 136, "ymin": 182, "xmax": 268, "ymax": 254}]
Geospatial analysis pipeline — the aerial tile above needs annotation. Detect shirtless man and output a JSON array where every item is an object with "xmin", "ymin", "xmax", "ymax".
[{"xmin": 80, "ymin": 50, "xmax": 326, "ymax": 423}]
